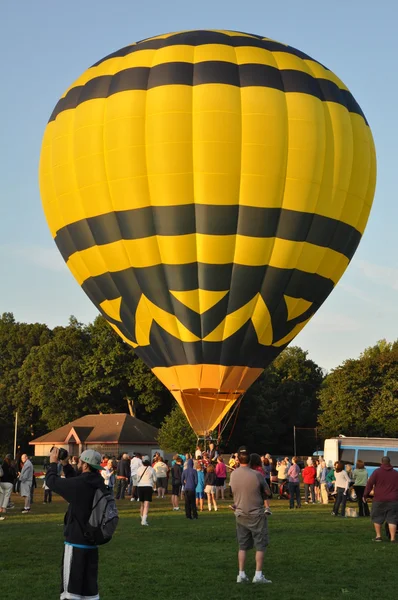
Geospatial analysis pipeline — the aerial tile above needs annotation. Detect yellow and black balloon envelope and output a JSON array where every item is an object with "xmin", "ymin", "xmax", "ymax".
[{"xmin": 40, "ymin": 30, "xmax": 376, "ymax": 435}]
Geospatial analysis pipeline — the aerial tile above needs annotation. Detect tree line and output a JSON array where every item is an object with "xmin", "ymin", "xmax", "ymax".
[{"xmin": 0, "ymin": 312, "xmax": 397, "ymax": 456}]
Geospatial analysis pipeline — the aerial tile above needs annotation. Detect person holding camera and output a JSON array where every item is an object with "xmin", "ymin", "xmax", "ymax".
[{"xmin": 46, "ymin": 446, "xmax": 107, "ymax": 600}]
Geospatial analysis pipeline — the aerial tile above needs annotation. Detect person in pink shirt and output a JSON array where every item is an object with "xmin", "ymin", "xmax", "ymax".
[
  {"xmin": 287, "ymin": 457, "xmax": 301, "ymax": 509},
  {"xmin": 215, "ymin": 456, "xmax": 227, "ymax": 500}
]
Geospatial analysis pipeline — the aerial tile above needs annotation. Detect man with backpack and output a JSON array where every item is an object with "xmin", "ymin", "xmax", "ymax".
[{"xmin": 46, "ymin": 447, "xmax": 118, "ymax": 600}]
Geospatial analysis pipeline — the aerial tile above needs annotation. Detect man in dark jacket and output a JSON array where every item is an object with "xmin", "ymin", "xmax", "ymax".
[
  {"xmin": 364, "ymin": 456, "xmax": 398, "ymax": 542},
  {"xmin": 46, "ymin": 447, "xmax": 107, "ymax": 600},
  {"xmin": 181, "ymin": 458, "xmax": 198, "ymax": 519},
  {"xmin": 115, "ymin": 453, "xmax": 130, "ymax": 500}
]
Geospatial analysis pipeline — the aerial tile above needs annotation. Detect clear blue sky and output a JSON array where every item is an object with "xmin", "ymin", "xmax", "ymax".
[{"xmin": 1, "ymin": 0, "xmax": 397, "ymax": 372}]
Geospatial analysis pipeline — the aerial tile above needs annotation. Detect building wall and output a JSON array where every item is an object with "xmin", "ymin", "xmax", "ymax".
[
  {"xmin": 33, "ymin": 444, "xmax": 68, "ymax": 457},
  {"xmin": 31, "ymin": 443, "xmax": 162, "ymax": 458}
]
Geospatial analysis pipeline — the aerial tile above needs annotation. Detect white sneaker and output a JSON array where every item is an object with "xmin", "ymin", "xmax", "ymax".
[
  {"xmin": 141, "ymin": 521, "xmax": 149, "ymax": 526},
  {"xmin": 130, "ymin": 498, "xmax": 135, "ymax": 502},
  {"xmin": 208, "ymin": 507, "xmax": 212, "ymax": 511},
  {"xmin": 175, "ymin": 507, "xmax": 180, "ymax": 511},
  {"xmin": 21, "ymin": 509, "xmax": 30, "ymax": 514},
  {"xmin": 264, "ymin": 508, "xmax": 272, "ymax": 515},
  {"xmin": 236, "ymin": 574, "xmax": 250, "ymax": 583},
  {"xmin": 0, "ymin": 516, "xmax": 5, "ymax": 520},
  {"xmin": 252, "ymin": 575, "xmax": 272, "ymax": 584}
]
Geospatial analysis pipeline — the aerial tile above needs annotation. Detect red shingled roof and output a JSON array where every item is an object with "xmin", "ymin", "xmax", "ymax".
[{"xmin": 30, "ymin": 414, "xmax": 158, "ymax": 445}]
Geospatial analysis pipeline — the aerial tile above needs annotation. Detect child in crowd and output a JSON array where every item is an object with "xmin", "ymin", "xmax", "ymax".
[{"xmin": 195, "ymin": 462, "xmax": 205, "ymax": 511}]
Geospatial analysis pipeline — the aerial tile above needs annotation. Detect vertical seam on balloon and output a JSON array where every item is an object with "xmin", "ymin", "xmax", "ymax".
[
  {"xmin": 255, "ymin": 44, "xmax": 289, "ymax": 346},
  {"xmin": 224, "ymin": 42, "xmax": 253, "ymax": 389},
  {"xmin": 296, "ymin": 60, "xmax": 330, "ymax": 303},
  {"xmin": 142, "ymin": 55, "xmax": 168, "ymax": 368},
  {"xmin": 192, "ymin": 43, "xmax": 205, "ymax": 434},
  {"xmin": 148, "ymin": 42, "xmax": 191, "ymax": 370},
  {"xmin": 101, "ymin": 72, "xmax": 138, "ymax": 336},
  {"xmin": 69, "ymin": 85, "xmax": 110, "ymax": 320}
]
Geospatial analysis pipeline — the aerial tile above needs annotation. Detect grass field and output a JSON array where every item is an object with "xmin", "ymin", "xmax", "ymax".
[{"xmin": 2, "ymin": 490, "xmax": 397, "ymax": 600}]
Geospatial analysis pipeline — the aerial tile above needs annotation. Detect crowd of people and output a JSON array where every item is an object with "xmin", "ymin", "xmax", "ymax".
[{"xmin": 1, "ymin": 447, "xmax": 397, "ymax": 534}]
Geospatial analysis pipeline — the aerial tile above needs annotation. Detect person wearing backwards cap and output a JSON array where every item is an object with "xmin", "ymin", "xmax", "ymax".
[
  {"xmin": 230, "ymin": 446, "xmax": 272, "ymax": 585},
  {"xmin": 46, "ymin": 447, "xmax": 107, "ymax": 600}
]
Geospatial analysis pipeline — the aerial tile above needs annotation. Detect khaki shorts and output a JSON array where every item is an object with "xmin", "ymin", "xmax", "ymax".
[{"xmin": 236, "ymin": 513, "xmax": 269, "ymax": 551}]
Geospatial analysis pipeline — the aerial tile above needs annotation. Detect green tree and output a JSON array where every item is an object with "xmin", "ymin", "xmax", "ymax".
[
  {"xmin": 80, "ymin": 316, "xmax": 173, "ymax": 426},
  {"xmin": 15, "ymin": 318, "xmax": 91, "ymax": 432},
  {"xmin": 157, "ymin": 405, "xmax": 197, "ymax": 453},
  {"xmin": 318, "ymin": 340, "xmax": 398, "ymax": 438},
  {"xmin": 224, "ymin": 347, "xmax": 324, "ymax": 455},
  {"xmin": 0, "ymin": 313, "xmax": 50, "ymax": 453}
]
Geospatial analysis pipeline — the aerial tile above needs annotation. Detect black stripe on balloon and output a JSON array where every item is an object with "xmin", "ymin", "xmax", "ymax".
[
  {"xmin": 91, "ymin": 30, "xmax": 321, "ymax": 67},
  {"xmin": 55, "ymin": 205, "xmax": 362, "ymax": 263},
  {"xmin": 49, "ymin": 62, "xmax": 366, "ymax": 123},
  {"xmin": 81, "ymin": 264, "xmax": 335, "ymax": 311}
]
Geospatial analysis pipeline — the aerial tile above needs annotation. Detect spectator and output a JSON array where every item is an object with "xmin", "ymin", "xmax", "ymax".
[
  {"xmin": 0, "ymin": 455, "xmax": 16, "ymax": 520},
  {"xmin": 364, "ymin": 456, "xmax": 398, "ymax": 542},
  {"xmin": 249, "ymin": 453, "xmax": 272, "ymax": 515},
  {"xmin": 230, "ymin": 447, "xmax": 272, "ymax": 584},
  {"xmin": 181, "ymin": 458, "xmax": 198, "ymax": 519},
  {"xmin": 276, "ymin": 459, "xmax": 288, "ymax": 484},
  {"xmin": 130, "ymin": 453, "xmax": 142, "ymax": 501},
  {"xmin": 208, "ymin": 442, "xmax": 218, "ymax": 463},
  {"xmin": 153, "ymin": 456, "xmax": 168, "ymax": 499},
  {"xmin": 171, "ymin": 457, "xmax": 183, "ymax": 511},
  {"xmin": 352, "ymin": 460, "xmax": 369, "ymax": 518},
  {"xmin": 262, "ymin": 458, "xmax": 271, "ymax": 492},
  {"xmin": 196, "ymin": 462, "xmax": 205, "ymax": 512},
  {"xmin": 331, "ymin": 461, "xmax": 350, "ymax": 517},
  {"xmin": 137, "ymin": 455, "xmax": 157, "ymax": 526},
  {"xmin": 302, "ymin": 462, "xmax": 317, "ymax": 504},
  {"xmin": 195, "ymin": 445, "xmax": 202, "ymax": 459},
  {"xmin": 319, "ymin": 460, "xmax": 329, "ymax": 504},
  {"xmin": 204, "ymin": 464, "xmax": 218, "ymax": 512},
  {"xmin": 287, "ymin": 457, "xmax": 301, "ymax": 510},
  {"xmin": 215, "ymin": 456, "xmax": 227, "ymax": 500},
  {"xmin": 115, "ymin": 453, "xmax": 130, "ymax": 500},
  {"xmin": 46, "ymin": 448, "xmax": 107, "ymax": 599},
  {"xmin": 19, "ymin": 454, "xmax": 33, "ymax": 514},
  {"xmin": 101, "ymin": 459, "xmax": 116, "ymax": 491}
]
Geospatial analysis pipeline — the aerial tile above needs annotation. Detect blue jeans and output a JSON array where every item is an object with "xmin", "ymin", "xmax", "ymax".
[
  {"xmin": 333, "ymin": 487, "xmax": 347, "ymax": 516},
  {"xmin": 289, "ymin": 482, "xmax": 301, "ymax": 508}
]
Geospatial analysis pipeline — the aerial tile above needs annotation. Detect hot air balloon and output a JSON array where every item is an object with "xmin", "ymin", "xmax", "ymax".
[{"xmin": 39, "ymin": 30, "xmax": 376, "ymax": 436}]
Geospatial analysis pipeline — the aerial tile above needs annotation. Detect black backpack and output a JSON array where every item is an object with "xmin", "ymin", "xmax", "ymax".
[{"xmin": 83, "ymin": 488, "xmax": 119, "ymax": 545}]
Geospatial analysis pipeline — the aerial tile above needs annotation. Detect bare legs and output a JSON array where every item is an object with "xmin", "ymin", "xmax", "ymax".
[
  {"xmin": 140, "ymin": 500, "xmax": 150, "ymax": 524},
  {"xmin": 374, "ymin": 522, "xmax": 396, "ymax": 541},
  {"xmin": 207, "ymin": 492, "xmax": 217, "ymax": 511}
]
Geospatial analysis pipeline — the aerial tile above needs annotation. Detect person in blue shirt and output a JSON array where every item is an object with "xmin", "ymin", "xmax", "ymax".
[{"xmin": 195, "ymin": 462, "xmax": 205, "ymax": 512}]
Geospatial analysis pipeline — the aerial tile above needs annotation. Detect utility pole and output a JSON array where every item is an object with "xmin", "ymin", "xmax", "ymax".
[
  {"xmin": 293, "ymin": 425, "xmax": 297, "ymax": 457},
  {"xmin": 14, "ymin": 411, "xmax": 18, "ymax": 459}
]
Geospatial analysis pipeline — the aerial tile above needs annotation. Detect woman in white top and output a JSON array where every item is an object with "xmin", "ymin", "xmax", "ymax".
[
  {"xmin": 332, "ymin": 461, "xmax": 351, "ymax": 517},
  {"xmin": 153, "ymin": 457, "xmax": 168, "ymax": 499},
  {"xmin": 137, "ymin": 456, "xmax": 157, "ymax": 526}
]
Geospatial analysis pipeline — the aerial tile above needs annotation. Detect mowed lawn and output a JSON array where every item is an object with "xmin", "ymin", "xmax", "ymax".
[{"xmin": 2, "ymin": 490, "xmax": 397, "ymax": 600}]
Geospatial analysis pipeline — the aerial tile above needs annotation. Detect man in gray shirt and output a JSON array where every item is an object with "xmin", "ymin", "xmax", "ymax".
[{"xmin": 230, "ymin": 447, "xmax": 272, "ymax": 584}]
